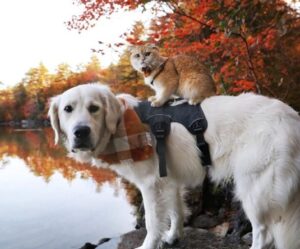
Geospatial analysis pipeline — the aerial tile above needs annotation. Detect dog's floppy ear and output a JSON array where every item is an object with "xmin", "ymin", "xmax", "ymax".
[
  {"xmin": 103, "ymin": 91, "xmax": 121, "ymax": 134},
  {"xmin": 48, "ymin": 96, "xmax": 61, "ymax": 145}
]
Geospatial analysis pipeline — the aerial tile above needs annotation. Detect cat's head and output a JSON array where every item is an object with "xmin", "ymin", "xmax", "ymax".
[{"xmin": 129, "ymin": 45, "xmax": 161, "ymax": 76}]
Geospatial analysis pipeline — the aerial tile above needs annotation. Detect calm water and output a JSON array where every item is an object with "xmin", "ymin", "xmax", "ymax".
[{"xmin": 0, "ymin": 129, "xmax": 137, "ymax": 249}]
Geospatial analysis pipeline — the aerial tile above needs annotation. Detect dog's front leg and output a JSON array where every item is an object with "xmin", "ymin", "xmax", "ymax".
[
  {"xmin": 135, "ymin": 185, "xmax": 165, "ymax": 249},
  {"xmin": 250, "ymin": 223, "xmax": 274, "ymax": 249},
  {"xmin": 162, "ymin": 186, "xmax": 184, "ymax": 245}
]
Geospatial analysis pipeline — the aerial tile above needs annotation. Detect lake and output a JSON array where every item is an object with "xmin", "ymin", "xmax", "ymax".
[{"xmin": 0, "ymin": 128, "xmax": 138, "ymax": 249}]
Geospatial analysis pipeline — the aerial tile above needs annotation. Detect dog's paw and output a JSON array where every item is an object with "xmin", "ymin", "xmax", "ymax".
[{"xmin": 162, "ymin": 231, "xmax": 180, "ymax": 246}]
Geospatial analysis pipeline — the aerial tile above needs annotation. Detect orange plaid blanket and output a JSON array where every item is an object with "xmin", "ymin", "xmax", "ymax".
[{"xmin": 98, "ymin": 99, "xmax": 154, "ymax": 164}]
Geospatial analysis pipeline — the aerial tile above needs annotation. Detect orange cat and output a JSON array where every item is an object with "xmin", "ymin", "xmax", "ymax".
[{"xmin": 130, "ymin": 45, "xmax": 216, "ymax": 107}]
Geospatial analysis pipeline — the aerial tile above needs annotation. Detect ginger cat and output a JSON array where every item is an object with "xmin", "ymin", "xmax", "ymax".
[{"xmin": 130, "ymin": 45, "xmax": 216, "ymax": 107}]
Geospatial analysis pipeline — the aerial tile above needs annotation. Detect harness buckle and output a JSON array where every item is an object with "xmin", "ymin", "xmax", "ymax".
[
  {"xmin": 189, "ymin": 118, "xmax": 205, "ymax": 134},
  {"xmin": 147, "ymin": 114, "xmax": 172, "ymax": 138},
  {"xmin": 189, "ymin": 118, "xmax": 211, "ymax": 167}
]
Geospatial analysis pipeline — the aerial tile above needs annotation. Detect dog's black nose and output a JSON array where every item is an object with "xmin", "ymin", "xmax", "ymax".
[{"xmin": 74, "ymin": 126, "xmax": 91, "ymax": 139}]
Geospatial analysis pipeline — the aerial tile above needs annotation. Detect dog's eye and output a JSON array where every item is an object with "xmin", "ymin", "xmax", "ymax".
[
  {"xmin": 134, "ymin": 53, "xmax": 140, "ymax": 58},
  {"xmin": 89, "ymin": 105, "xmax": 99, "ymax": 113},
  {"xmin": 145, "ymin": 52, "xmax": 151, "ymax": 57},
  {"xmin": 64, "ymin": 105, "xmax": 73, "ymax": 113}
]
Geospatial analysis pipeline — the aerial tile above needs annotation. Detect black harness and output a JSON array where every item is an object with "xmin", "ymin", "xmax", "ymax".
[{"xmin": 135, "ymin": 99, "xmax": 211, "ymax": 177}]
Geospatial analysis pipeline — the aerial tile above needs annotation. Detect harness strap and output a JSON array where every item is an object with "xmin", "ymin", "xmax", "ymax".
[
  {"xmin": 150, "ymin": 58, "xmax": 169, "ymax": 85},
  {"xmin": 147, "ymin": 114, "xmax": 171, "ymax": 177},
  {"xmin": 188, "ymin": 114, "xmax": 212, "ymax": 166}
]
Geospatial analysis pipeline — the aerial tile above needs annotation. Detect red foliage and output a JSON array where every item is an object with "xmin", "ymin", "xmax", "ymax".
[
  {"xmin": 67, "ymin": 0, "xmax": 300, "ymax": 100},
  {"xmin": 231, "ymin": 79, "xmax": 256, "ymax": 93}
]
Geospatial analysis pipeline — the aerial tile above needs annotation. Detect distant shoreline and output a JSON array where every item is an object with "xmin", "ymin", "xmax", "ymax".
[{"xmin": 0, "ymin": 119, "xmax": 50, "ymax": 129}]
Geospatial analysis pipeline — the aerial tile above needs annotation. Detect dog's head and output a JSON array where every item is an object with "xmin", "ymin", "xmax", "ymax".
[{"xmin": 48, "ymin": 84, "xmax": 121, "ymax": 161}]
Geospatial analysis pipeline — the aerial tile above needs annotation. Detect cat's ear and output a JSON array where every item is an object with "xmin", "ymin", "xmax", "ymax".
[
  {"xmin": 149, "ymin": 45, "xmax": 159, "ymax": 51},
  {"xmin": 128, "ymin": 45, "xmax": 136, "ymax": 54}
]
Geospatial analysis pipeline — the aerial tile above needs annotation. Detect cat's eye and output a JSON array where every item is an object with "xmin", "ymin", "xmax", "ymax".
[
  {"xmin": 145, "ymin": 52, "xmax": 151, "ymax": 56},
  {"xmin": 64, "ymin": 105, "xmax": 73, "ymax": 113},
  {"xmin": 134, "ymin": 54, "xmax": 140, "ymax": 58},
  {"xmin": 88, "ymin": 105, "xmax": 99, "ymax": 113}
]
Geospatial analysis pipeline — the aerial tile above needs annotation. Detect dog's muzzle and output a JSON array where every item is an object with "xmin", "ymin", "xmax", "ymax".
[{"xmin": 72, "ymin": 125, "xmax": 93, "ymax": 152}]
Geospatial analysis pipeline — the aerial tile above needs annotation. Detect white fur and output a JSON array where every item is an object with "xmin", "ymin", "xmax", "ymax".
[{"xmin": 49, "ymin": 84, "xmax": 300, "ymax": 249}]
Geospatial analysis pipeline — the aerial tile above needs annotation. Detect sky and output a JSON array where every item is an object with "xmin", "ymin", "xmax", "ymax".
[
  {"xmin": 0, "ymin": 0, "xmax": 152, "ymax": 88},
  {"xmin": 0, "ymin": 1, "xmax": 298, "ymax": 89}
]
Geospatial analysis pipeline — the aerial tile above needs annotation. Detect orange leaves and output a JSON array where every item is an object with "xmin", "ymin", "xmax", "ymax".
[
  {"xmin": 231, "ymin": 79, "xmax": 256, "ymax": 93},
  {"xmin": 68, "ymin": 0, "xmax": 145, "ymax": 31},
  {"xmin": 263, "ymin": 29, "xmax": 278, "ymax": 50},
  {"xmin": 246, "ymin": 29, "xmax": 278, "ymax": 51}
]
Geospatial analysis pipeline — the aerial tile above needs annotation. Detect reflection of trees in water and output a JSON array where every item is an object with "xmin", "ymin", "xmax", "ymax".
[
  {"xmin": 0, "ymin": 128, "xmax": 140, "ymax": 208},
  {"xmin": 0, "ymin": 128, "xmax": 113, "ymax": 184}
]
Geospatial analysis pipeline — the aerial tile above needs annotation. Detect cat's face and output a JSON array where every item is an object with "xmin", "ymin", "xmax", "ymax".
[{"xmin": 130, "ymin": 45, "xmax": 161, "ymax": 75}]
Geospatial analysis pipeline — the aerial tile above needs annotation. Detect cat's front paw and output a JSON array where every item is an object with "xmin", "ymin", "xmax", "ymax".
[
  {"xmin": 151, "ymin": 99, "xmax": 164, "ymax": 107},
  {"xmin": 188, "ymin": 99, "xmax": 201, "ymax": 105},
  {"xmin": 148, "ymin": 96, "xmax": 156, "ymax": 102}
]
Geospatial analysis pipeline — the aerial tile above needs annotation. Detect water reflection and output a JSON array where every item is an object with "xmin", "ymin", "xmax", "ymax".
[{"xmin": 0, "ymin": 129, "xmax": 138, "ymax": 249}]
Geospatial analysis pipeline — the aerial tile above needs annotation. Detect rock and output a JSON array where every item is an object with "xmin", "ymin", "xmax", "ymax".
[
  {"xmin": 95, "ymin": 229, "xmax": 145, "ymax": 249},
  {"xmin": 192, "ymin": 214, "xmax": 220, "ymax": 229},
  {"xmin": 80, "ymin": 242, "xmax": 97, "ymax": 249},
  {"xmin": 229, "ymin": 202, "xmax": 252, "ymax": 238},
  {"xmin": 209, "ymin": 222, "xmax": 230, "ymax": 237},
  {"xmin": 218, "ymin": 207, "xmax": 226, "ymax": 220},
  {"xmin": 186, "ymin": 185, "xmax": 204, "ymax": 218},
  {"xmin": 242, "ymin": 232, "xmax": 252, "ymax": 246},
  {"xmin": 95, "ymin": 227, "xmax": 248, "ymax": 249},
  {"xmin": 98, "ymin": 238, "xmax": 111, "ymax": 245},
  {"xmin": 95, "ymin": 237, "xmax": 121, "ymax": 249}
]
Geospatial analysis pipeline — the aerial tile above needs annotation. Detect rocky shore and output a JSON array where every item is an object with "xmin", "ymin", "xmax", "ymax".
[
  {"xmin": 80, "ymin": 181, "xmax": 252, "ymax": 249},
  {"xmin": 81, "ymin": 227, "xmax": 251, "ymax": 249}
]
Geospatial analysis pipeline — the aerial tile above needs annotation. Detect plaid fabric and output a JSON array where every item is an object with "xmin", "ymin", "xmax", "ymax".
[{"xmin": 98, "ymin": 99, "xmax": 154, "ymax": 164}]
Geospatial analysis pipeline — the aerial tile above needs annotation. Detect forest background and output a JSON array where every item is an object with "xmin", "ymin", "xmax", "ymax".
[{"xmin": 0, "ymin": 0, "xmax": 299, "ymax": 123}]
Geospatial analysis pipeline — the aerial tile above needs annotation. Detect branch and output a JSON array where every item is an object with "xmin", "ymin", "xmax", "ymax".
[
  {"xmin": 237, "ymin": 33, "xmax": 262, "ymax": 94},
  {"xmin": 166, "ymin": 2, "xmax": 216, "ymax": 32}
]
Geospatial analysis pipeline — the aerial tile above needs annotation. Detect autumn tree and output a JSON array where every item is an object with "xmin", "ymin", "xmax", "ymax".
[
  {"xmin": 69, "ymin": 0, "xmax": 300, "ymax": 110},
  {"xmin": 0, "ymin": 56, "xmax": 111, "ymax": 122},
  {"xmin": 13, "ymin": 83, "xmax": 27, "ymax": 120}
]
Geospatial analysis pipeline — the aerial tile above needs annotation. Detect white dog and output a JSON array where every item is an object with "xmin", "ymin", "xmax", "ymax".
[{"xmin": 48, "ymin": 83, "xmax": 300, "ymax": 249}]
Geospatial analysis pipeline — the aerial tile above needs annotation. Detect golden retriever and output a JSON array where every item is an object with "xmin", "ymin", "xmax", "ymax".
[{"xmin": 49, "ymin": 83, "xmax": 300, "ymax": 249}]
